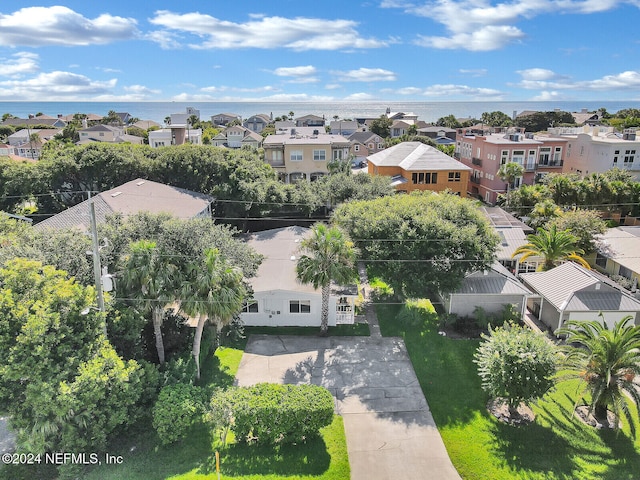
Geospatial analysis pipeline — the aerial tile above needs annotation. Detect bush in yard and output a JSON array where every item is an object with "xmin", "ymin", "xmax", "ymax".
[
  {"xmin": 152, "ymin": 383, "xmax": 206, "ymax": 444},
  {"xmin": 397, "ymin": 299, "xmax": 436, "ymax": 326},
  {"xmin": 474, "ymin": 323, "xmax": 559, "ymax": 418},
  {"xmin": 208, "ymin": 383, "xmax": 334, "ymax": 445}
]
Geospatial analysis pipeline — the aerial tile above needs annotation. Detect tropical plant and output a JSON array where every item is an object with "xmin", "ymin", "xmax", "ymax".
[
  {"xmin": 557, "ymin": 316, "xmax": 640, "ymax": 434},
  {"xmin": 180, "ymin": 248, "xmax": 246, "ymax": 379},
  {"xmin": 474, "ymin": 323, "xmax": 559, "ymax": 417},
  {"xmin": 497, "ymin": 162, "xmax": 525, "ymax": 204},
  {"xmin": 296, "ymin": 224, "xmax": 357, "ymax": 335},
  {"xmin": 512, "ymin": 224, "xmax": 590, "ymax": 271},
  {"xmin": 120, "ymin": 240, "xmax": 181, "ymax": 364}
]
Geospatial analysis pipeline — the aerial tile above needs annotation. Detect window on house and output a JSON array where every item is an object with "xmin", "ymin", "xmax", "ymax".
[
  {"xmin": 354, "ymin": 145, "xmax": 360, "ymax": 152},
  {"xmin": 377, "ymin": 143, "xmax": 384, "ymax": 149},
  {"xmin": 333, "ymin": 149, "xmax": 345, "ymax": 160},
  {"xmin": 618, "ymin": 265, "xmax": 633, "ymax": 280},
  {"xmin": 242, "ymin": 301, "xmax": 259, "ymax": 313},
  {"xmin": 412, "ymin": 173, "xmax": 418, "ymax": 184},
  {"xmin": 595, "ymin": 253, "xmax": 608, "ymax": 269},
  {"xmin": 624, "ymin": 150, "xmax": 636, "ymax": 164},
  {"xmin": 368, "ymin": 143, "xmax": 374, "ymax": 149},
  {"xmin": 512, "ymin": 150, "xmax": 525, "ymax": 164},
  {"xmin": 539, "ymin": 147, "xmax": 551, "ymax": 165},
  {"xmin": 501, "ymin": 150, "xmax": 509, "ymax": 165},
  {"xmin": 313, "ymin": 149, "xmax": 326, "ymax": 161},
  {"xmin": 448, "ymin": 172, "xmax": 461, "ymax": 182},
  {"xmin": 613, "ymin": 149, "xmax": 619, "ymax": 164},
  {"xmin": 290, "ymin": 150, "xmax": 303, "ymax": 161},
  {"xmin": 272, "ymin": 150, "xmax": 283, "ymax": 160},
  {"xmin": 553, "ymin": 147, "xmax": 562, "ymax": 161},
  {"xmin": 289, "ymin": 300, "xmax": 311, "ymax": 313},
  {"xmin": 431, "ymin": 172, "xmax": 437, "ymax": 183}
]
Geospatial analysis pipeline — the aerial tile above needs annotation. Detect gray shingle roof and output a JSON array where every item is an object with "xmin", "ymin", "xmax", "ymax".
[{"xmin": 35, "ymin": 179, "xmax": 212, "ymax": 231}]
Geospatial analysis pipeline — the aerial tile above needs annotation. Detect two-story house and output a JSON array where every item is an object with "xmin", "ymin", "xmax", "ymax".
[
  {"xmin": 295, "ymin": 114, "xmax": 325, "ymax": 128},
  {"xmin": 549, "ymin": 126, "xmax": 640, "ymax": 179},
  {"xmin": 262, "ymin": 129, "xmax": 350, "ymax": 183},
  {"xmin": 212, "ymin": 125, "xmax": 262, "ymax": 149},
  {"xmin": 455, "ymin": 129, "xmax": 568, "ymax": 204},
  {"xmin": 367, "ymin": 141, "xmax": 471, "ymax": 196},
  {"xmin": 348, "ymin": 131, "xmax": 385, "ymax": 162},
  {"xmin": 77, "ymin": 124, "xmax": 143, "ymax": 145},
  {"xmin": 7, "ymin": 129, "xmax": 61, "ymax": 159},
  {"xmin": 211, "ymin": 112, "xmax": 242, "ymax": 126},
  {"xmin": 148, "ymin": 112, "xmax": 202, "ymax": 148},
  {"xmin": 243, "ymin": 114, "xmax": 272, "ymax": 133}
]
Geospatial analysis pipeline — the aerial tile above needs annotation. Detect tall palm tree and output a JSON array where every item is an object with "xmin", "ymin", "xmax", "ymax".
[
  {"xmin": 296, "ymin": 224, "xmax": 357, "ymax": 335},
  {"xmin": 512, "ymin": 224, "xmax": 590, "ymax": 271},
  {"xmin": 181, "ymin": 249, "xmax": 246, "ymax": 380},
  {"xmin": 498, "ymin": 162, "xmax": 525, "ymax": 206},
  {"xmin": 557, "ymin": 316, "xmax": 640, "ymax": 435},
  {"xmin": 120, "ymin": 240, "xmax": 180, "ymax": 364}
]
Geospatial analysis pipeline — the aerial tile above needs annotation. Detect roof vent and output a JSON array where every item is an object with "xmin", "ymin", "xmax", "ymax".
[
  {"xmin": 111, "ymin": 191, "xmax": 122, "ymax": 197},
  {"xmin": 136, "ymin": 180, "xmax": 146, "ymax": 186}
]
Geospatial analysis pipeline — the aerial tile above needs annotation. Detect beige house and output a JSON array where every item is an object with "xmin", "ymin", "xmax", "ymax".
[
  {"xmin": 263, "ymin": 130, "xmax": 350, "ymax": 183},
  {"xmin": 212, "ymin": 125, "xmax": 262, "ymax": 149}
]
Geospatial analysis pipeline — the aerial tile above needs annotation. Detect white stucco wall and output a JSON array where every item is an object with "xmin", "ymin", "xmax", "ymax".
[{"xmin": 241, "ymin": 290, "xmax": 343, "ymax": 327}]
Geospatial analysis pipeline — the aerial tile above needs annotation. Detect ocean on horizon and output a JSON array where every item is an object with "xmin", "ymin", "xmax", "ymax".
[{"xmin": 2, "ymin": 100, "xmax": 640, "ymax": 125}]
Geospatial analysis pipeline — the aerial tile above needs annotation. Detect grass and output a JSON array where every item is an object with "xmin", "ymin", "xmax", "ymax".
[
  {"xmin": 79, "ymin": 344, "xmax": 350, "ymax": 480},
  {"xmin": 376, "ymin": 300, "xmax": 640, "ymax": 480}
]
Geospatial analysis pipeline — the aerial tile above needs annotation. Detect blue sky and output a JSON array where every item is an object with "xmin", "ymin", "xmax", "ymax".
[{"xmin": 0, "ymin": 1, "xmax": 639, "ymax": 102}]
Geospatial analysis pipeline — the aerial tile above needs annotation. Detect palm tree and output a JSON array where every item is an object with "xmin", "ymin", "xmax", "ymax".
[
  {"xmin": 557, "ymin": 316, "xmax": 640, "ymax": 434},
  {"xmin": 180, "ymin": 249, "xmax": 246, "ymax": 380},
  {"xmin": 512, "ymin": 224, "xmax": 590, "ymax": 271},
  {"xmin": 296, "ymin": 224, "xmax": 357, "ymax": 335},
  {"xmin": 498, "ymin": 162, "xmax": 525, "ymax": 205},
  {"xmin": 120, "ymin": 240, "xmax": 180, "ymax": 364}
]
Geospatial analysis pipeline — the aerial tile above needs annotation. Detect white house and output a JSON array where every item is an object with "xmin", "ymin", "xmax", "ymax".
[{"xmin": 241, "ymin": 226, "xmax": 358, "ymax": 327}]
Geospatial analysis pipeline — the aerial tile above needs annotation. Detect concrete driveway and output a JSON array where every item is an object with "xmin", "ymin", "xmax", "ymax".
[{"xmin": 235, "ymin": 335, "xmax": 461, "ymax": 480}]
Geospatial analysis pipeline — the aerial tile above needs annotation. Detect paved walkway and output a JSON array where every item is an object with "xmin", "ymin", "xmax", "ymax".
[
  {"xmin": 0, "ymin": 416, "xmax": 16, "ymax": 455},
  {"xmin": 358, "ymin": 261, "xmax": 381, "ymax": 338},
  {"xmin": 235, "ymin": 335, "xmax": 461, "ymax": 480}
]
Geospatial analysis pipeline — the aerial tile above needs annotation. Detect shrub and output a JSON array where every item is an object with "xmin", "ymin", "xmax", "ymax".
[
  {"xmin": 208, "ymin": 383, "xmax": 334, "ymax": 445},
  {"xmin": 474, "ymin": 323, "xmax": 558, "ymax": 415},
  {"xmin": 397, "ymin": 298, "xmax": 436, "ymax": 326},
  {"xmin": 152, "ymin": 383, "xmax": 206, "ymax": 445}
]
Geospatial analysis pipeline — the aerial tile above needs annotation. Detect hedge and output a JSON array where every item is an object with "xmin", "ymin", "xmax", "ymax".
[
  {"xmin": 152, "ymin": 383, "xmax": 206, "ymax": 445},
  {"xmin": 208, "ymin": 383, "xmax": 334, "ymax": 445}
]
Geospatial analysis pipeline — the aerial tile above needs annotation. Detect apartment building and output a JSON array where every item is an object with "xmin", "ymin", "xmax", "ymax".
[
  {"xmin": 262, "ymin": 128, "xmax": 350, "ymax": 183},
  {"xmin": 455, "ymin": 129, "xmax": 568, "ymax": 204}
]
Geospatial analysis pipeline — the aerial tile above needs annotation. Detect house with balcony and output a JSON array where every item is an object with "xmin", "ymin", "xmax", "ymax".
[
  {"xmin": 77, "ymin": 124, "xmax": 143, "ymax": 145},
  {"xmin": 262, "ymin": 129, "xmax": 351, "ymax": 183},
  {"xmin": 367, "ymin": 141, "xmax": 471, "ymax": 196},
  {"xmin": 241, "ymin": 226, "xmax": 357, "ymax": 327},
  {"xmin": 7, "ymin": 129, "xmax": 61, "ymax": 160},
  {"xmin": 455, "ymin": 129, "xmax": 568, "ymax": 204},
  {"xmin": 212, "ymin": 125, "xmax": 262, "ymax": 149},
  {"xmin": 148, "ymin": 111, "xmax": 202, "ymax": 148},
  {"xmin": 211, "ymin": 112, "xmax": 242, "ymax": 126},
  {"xmin": 549, "ymin": 126, "xmax": 640, "ymax": 179},
  {"xmin": 295, "ymin": 114, "xmax": 325, "ymax": 127},
  {"xmin": 329, "ymin": 120, "xmax": 359, "ymax": 136}
]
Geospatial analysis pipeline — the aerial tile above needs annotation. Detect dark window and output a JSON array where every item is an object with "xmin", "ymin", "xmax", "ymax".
[
  {"xmin": 448, "ymin": 172, "xmax": 461, "ymax": 182},
  {"xmin": 431, "ymin": 172, "xmax": 438, "ymax": 183},
  {"xmin": 618, "ymin": 265, "xmax": 633, "ymax": 279},
  {"xmin": 595, "ymin": 253, "xmax": 608, "ymax": 269},
  {"xmin": 412, "ymin": 173, "xmax": 418, "ymax": 184},
  {"xmin": 289, "ymin": 300, "xmax": 311, "ymax": 313},
  {"xmin": 242, "ymin": 301, "xmax": 258, "ymax": 313}
]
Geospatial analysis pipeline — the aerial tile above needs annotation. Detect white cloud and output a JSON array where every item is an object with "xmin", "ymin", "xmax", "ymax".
[
  {"xmin": 332, "ymin": 68, "xmax": 397, "ymax": 82},
  {"xmin": 0, "ymin": 6, "xmax": 138, "ymax": 47},
  {"xmin": 384, "ymin": 0, "xmax": 627, "ymax": 51},
  {"xmin": 0, "ymin": 71, "xmax": 117, "ymax": 100},
  {"xmin": 0, "ymin": 52, "xmax": 39, "ymax": 78},
  {"xmin": 415, "ymin": 25, "xmax": 524, "ymax": 51},
  {"xmin": 172, "ymin": 92, "xmax": 336, "ymax": 102},
  {"xmin": 149, "ymin": 11, "xmax": 387, "ymax": 50},
  {"xmin": 459, "ymin": 68, "xmax": 488, "ymax": 77},
  {"xmin": 344, "ymin": 92, "xmax": 375, "ymax": 100},
  {"xmin": 530, "ymin": 90, "xmax": 566, "ymax": 100},
  {"xmin": 325, "ymin": 84, "xmax": 342, "ymax": 90},
  {"xmin": 273, "ymin": 65, "xmax": 317, "ymax": 77},
  {"xmin": 124, "ymin": 85, "xmax": 161, "ymax": 96},
  {"xmin": 515, "ymin": 69, "xmax": 640, "ymax": 91},
  {"xmin": 201, "ymin": 85, "xmax": 279, "ymax": 93}
]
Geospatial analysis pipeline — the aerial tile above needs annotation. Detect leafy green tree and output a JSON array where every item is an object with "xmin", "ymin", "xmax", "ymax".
[
  {"xmin": 481, "ymin": 111, "xmax": 512, "ymax": 127},
  {"xmin": 369, "ymin": 115, "xmax": 392, "ymax": 138},
  {"xmin": 512, "ymin": 224, "xmax": 590, "ymax": 271},
  {"xmin": 120, "ymin": 240, "xmax": 181, "ymax": 364},
  {"xmin": 514, "ymin": 111, "xmax": 575, "ymax": 132},
  {"xmin": 435, "ymin": 114, "xmax": 461, "ymax": 129},
  {"xmin": 181, "ymin": 248, "xmax": 246, "ymax": 379},
  {"xmin": 152, "ymin": 383, "xmax": 205, "ymax": 444},
  {"xmin": 296, "ymin": 224, "xmax": 357, "ymax": 335},
  {"xmin": 334, "ymin": 192, "xmax": 499, "ymax": 297},
  {"xmin": 529, "ymin": 199, "xmax": 562, "ymax": 229},
  {"xmin": 312, "ymin": 171, "xmax": 394, "ymax": 209},
  {"xmin": 475, "ymin": 323, "xmax": 558, "ymax": 418},
  {"xmin": 0, "ymin": 259, "xmax": 148, "ymax": 472},
  {"xmin": 102, "ymin": 110, "xmax": 123, "ymax": 125},
  {"xmin": 557, "ymin": 316, "xmax": 640, "ymax": 434},
  {"xmin": 549, "ymin": 209, "xmax": 607, "ymax": 252}
]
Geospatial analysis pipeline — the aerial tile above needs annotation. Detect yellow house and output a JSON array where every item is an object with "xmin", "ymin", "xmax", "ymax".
[{"xmin": 367, "ymin": 141, "xmax": 471, "ymax": 196}]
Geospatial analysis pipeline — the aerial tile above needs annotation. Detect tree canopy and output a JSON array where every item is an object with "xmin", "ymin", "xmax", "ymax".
[{"xmin": 333, "ymin": 192, "xmax": 499, "ymax": 297}]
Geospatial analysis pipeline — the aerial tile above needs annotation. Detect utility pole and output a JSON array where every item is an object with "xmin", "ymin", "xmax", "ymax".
[{"xmin": 88, "ymin": 193, "xmax": 106, "ymax": 334}]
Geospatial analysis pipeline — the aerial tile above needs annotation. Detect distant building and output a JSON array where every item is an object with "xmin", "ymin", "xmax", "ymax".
[
  {"xmin": 211, "ymin": 112, "xmax": 242, "ymax": 126},
  {"xmin": 243, "ymin": 114, "xmax": 272, "ymax": 133}
]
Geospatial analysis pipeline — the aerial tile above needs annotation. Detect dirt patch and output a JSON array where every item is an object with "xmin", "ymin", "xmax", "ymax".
[
  {"xmin": 574, "ymin": 406, "xmax": 620, "ymax": 430},
  {"xmin": 487, "ymin": 398, "xmax": 535, "ymax": 425}
]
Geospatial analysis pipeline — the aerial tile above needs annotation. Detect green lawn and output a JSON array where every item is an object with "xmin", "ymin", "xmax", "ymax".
[
  {"xmin": 377, "ymin": 302, "xmax": 640, "ymax": 480},
  {"xmin": 81, "ymin": 346, "xmax": 350, "ymax": 480}
]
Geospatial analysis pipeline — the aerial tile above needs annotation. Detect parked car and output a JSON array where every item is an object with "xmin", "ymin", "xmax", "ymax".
[{"xmin": 351, "ymin": 158, "xmax": 367, "ymax": 168}]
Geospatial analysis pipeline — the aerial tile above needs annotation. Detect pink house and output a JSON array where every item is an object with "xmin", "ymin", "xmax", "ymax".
[{"xmin": 455, "ymin": 129, "xmax": 568, "ymax": 204}]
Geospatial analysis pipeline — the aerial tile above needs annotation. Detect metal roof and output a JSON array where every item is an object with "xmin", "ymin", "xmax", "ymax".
[{"xmin": 597, "ymin": 227, "xmax": 640, "ymax": 275}]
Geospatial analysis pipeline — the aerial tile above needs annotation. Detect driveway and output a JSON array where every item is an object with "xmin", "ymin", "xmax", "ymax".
[{"xmin": 235, "ymin": 335, "xmax": 461, "ymax": 480}]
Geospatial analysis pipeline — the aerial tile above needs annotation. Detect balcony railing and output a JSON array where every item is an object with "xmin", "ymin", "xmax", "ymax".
[
  {"xmin": 472, "ymin": 157, "xmax": 482, "ymax": 166},
  {"xmin": 453, "ymin": 152, "xmax": 461, "ymax": 159},
  {"xmin": 266, "ymin": 159, "xmax": 285, "ymax": 167},
  {"xmin": 525, "ymin": 162, "xmax": 537, "ymax": 171},
  {"xmin": 470, "ymin": 176, "xmax": 481, "ymax": 184},
  {"xmin": 538, "ymin": 160, "xmax": 563, "ymax": 168}
]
